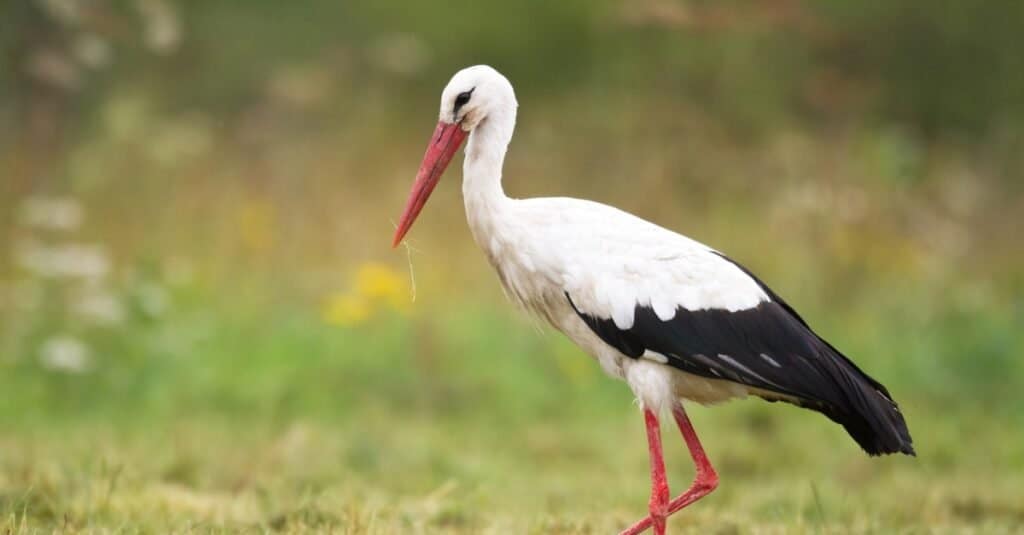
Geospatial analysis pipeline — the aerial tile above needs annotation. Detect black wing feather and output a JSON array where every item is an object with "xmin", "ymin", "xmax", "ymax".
[{"xmin": 566, "ymin": 254, "xmax": 915, "ymax": 457}]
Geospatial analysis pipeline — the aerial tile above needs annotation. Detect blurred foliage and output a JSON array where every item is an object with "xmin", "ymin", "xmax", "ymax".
[
  {"xmin": 4, "ymin": 0, "xmax": 1024, "ymax": 138},
  {"xmin": 1, "ymin": 0, "xmax": 1023, "ymax": 531}
]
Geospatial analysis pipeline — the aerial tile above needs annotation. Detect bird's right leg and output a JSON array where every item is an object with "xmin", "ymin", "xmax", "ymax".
[{"xmin": 621, "ymin": 408, "xmax": 670, "ymax": 535}]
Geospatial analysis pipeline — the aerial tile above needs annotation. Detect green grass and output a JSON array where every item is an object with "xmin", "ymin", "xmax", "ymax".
[
  {"xmin": 4, "ymin": 412, "xmax": 1022, "ymax": 534},
  {"xmin": 2, "ymin": 292, "xmax": 1023, "ymax": 533}
]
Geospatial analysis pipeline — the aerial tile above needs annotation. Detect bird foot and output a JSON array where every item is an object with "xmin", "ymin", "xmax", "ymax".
[{"xmin": 619, "ymin": 475, "xmax": 719, "ymax": 535}]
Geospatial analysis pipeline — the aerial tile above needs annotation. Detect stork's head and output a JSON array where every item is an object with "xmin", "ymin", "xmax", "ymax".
[
  {"xmin": 438, "ymin": 65, "xmax": 516, "ymax": 131},
  {"xmin": 392, "ymin": 65, "xmax": 516, "ymax": 247}
]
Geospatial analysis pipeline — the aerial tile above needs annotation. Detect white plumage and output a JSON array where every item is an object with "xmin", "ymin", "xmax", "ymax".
[{"xmin": 471, "ymin": 196, "xmax": 774, "ymax": 406}]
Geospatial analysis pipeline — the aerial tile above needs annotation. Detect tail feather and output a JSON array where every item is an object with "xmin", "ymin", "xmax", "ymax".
[
  {"xmin": 714, "ymin": 253, "xmax": 915, "ymax": 455},
  {"xmin": 800, "ymin": 339, "xmax": 915, "ymax": 456}
]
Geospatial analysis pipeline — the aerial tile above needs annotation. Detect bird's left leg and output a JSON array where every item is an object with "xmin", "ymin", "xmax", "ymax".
[
  {"xmin": 664, "ymin": 400, "xmax": 718, "ymax": 514},
  {"xmin": 620, "ymin": 408, "xmax": 670, "ymax": 535}
]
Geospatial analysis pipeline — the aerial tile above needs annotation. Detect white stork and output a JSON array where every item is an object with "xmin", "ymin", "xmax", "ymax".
[{"xmin": 392, "ymin": 65, "xmax": 914, "ymax": 535}]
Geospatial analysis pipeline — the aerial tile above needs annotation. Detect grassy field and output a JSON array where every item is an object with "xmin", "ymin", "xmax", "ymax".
[{"xmin": 2, "ymin": 282, "xmax": 1023, "ymax": 534}]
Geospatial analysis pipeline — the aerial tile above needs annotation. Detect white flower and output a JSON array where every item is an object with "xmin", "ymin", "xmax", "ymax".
[
  {"xmin": 137, "ymin": 0, "xmax": 182, "ymax": 55},
  {"xmin": 15, "ymin": 241, "xmax": 110, "ymax": 280},
  {"xmin": 39, "ymin": 335, "xmax": 92, "ymax": 373},
  {"xmin": 147, "ymin": 115, "xmax": 213, "ymax": 166},
  {"xmin": 73, "ymin": 288, "xmax": 125, "ymax": 325},
  {"xmin": 73, "ymin": 33, "xmax": 112, "ymax": 69},
  {"xmin": 27, "ymin": 48, "xmax": 81, "ymax": 90},
  {"xmin": 17, "ymin": 196, "xmax": 83, "ymax": 231},
  {"xmin": 38, "ymin": 0, "xmax": 83, "ymax": 26}
]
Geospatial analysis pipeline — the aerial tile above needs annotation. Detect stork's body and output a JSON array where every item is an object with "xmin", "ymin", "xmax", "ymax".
[
  {"xmin": 469, "ymin": 195, "xmax": 766, "ymax": 405},
  {"xmin": 394, "ymin": 66, "xmax": 914, "ymax": 535}
]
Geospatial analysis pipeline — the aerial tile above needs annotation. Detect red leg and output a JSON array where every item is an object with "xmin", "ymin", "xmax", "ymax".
[
  {"xmin": 666, "ymin": 402, "xmax": 719, "ymax": 513},
  {"xmin": 620, "ymin": 402, "xmax": 719, "ymax": 535},
  {"xmin": 621, "ymin": 408, "xmax": 670, "ymax": 535},
  {"xmin": 645, "ymin": 409, "xmax": 671, "ymax": 535}
]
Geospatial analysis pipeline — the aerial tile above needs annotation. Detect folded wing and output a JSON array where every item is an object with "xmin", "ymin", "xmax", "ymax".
[{"xmin": 565, "ymin": 252, "xmax": 915, "ymax": 456}]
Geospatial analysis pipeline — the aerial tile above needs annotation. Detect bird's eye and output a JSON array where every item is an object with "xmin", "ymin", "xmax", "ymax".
[{"xmin": 454, "ymin": 89, "xmax": 473, "ymax": 108}]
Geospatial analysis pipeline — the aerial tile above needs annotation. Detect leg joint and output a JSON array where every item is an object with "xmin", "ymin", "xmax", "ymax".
[{"xmin": 696, "ymin": 470, "xmax": 719, "ymax": 494}]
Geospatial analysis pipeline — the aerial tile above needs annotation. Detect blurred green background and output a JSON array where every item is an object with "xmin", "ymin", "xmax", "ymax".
[{"xmin": 2, "ymin": 1, "xmax": 1023, "ymax": 532}]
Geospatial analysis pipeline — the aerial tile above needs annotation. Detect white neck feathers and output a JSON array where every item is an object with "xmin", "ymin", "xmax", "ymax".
[{"xmin": 462, "ymin": 103, "xmax": 516, "ymax": 240}]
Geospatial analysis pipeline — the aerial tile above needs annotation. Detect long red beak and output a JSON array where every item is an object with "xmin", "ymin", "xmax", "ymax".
[{"xmin": 392, "ymin": 121, "xmax": 468, "ymax": 247}]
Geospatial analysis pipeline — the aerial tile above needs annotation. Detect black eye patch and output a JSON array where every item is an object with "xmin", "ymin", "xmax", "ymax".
[{"xmin": 454, "ymin": 88, "xmax": 474, "ymax": 113}]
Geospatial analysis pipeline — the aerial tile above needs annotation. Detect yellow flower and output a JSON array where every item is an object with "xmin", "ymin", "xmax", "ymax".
[
  {"xmin": 322, "ymin": 294, "xmax": 371, "ymax": 327},
  {"xmin": 354, "ymin": 263, "xmax": 410, "ymax": 311},
  {"xmin": 322, "ymin": 263, "xmax": 412, "ymax": 327}
]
